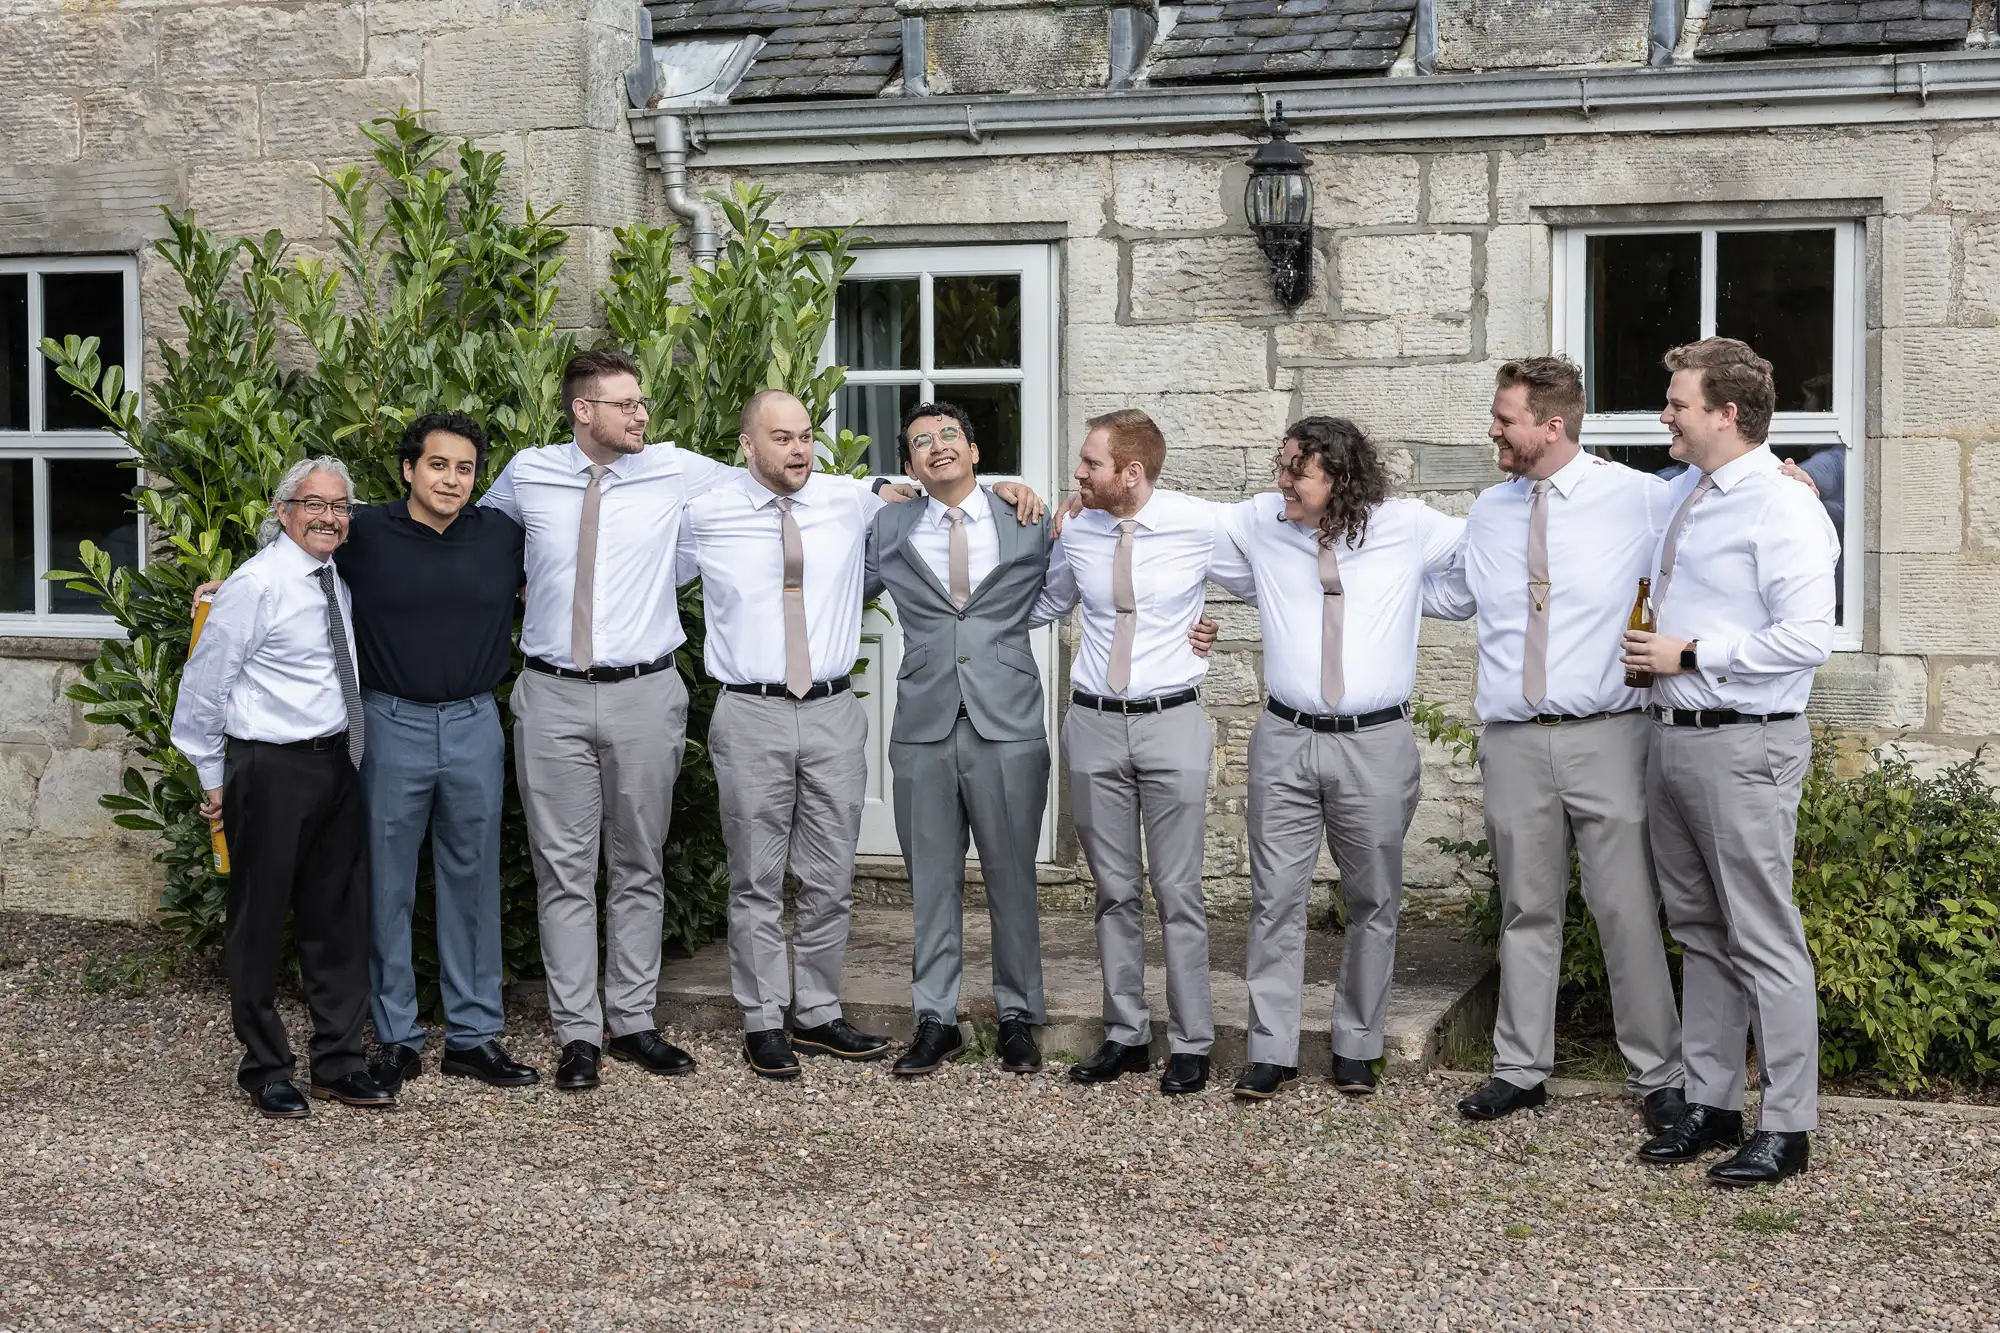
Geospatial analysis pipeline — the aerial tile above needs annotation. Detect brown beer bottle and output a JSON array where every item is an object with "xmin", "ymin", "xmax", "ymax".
[{"xmin": 1624, "ymin": 577, "xmax": 1656, "ymax": 689}]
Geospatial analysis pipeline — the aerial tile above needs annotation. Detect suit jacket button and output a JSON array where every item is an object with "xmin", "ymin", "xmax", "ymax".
[{"xmin": 958, "ymin": 656, "xmax": 969, "ymax": 663}]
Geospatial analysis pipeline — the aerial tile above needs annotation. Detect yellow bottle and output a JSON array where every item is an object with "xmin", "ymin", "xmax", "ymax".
[
  {"xmin": 189, "ymin": 592, "xmax": 231, "ymax": 875},
  {"xmin": 1624, "ymin": 577, "xmax": 1656, "ymax": 690}
]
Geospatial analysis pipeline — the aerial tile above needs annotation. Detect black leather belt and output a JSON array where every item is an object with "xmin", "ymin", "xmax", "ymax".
[
  {"xmin": 240, "ymin": 731, "xmax": 348, "ymax": 754},
  {"xmin": 1526, "ymin": 709, "xmax": 1639, "ymax": 726},
  {"xmin": 725, "ymin": 677, "xmax": 853, "ymax": 701},
  {"xmin": 1266, "ymin": 700, "xmax": 1410, "ymax": 733},
  {"xmin": 524, "ymin": 654, "xmax": 674, "ymax": 684},
  {"xmin": 1650, "ymin": 706, "xmax": 1800, "ymax": 728},
  {"xmin": 1072, "ymin": 687, "xmax": 1199, "ymax": 715}
]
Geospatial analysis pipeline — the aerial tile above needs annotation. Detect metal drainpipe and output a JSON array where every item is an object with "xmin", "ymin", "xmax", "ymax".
[
  {"xmin": 1649, "ymin": 0, "xmax": 1684, "ymax": 65},
  {"xmin": 1413, "ymin": 0, "xmax": 1437, "ymax": 76},
  {"xmin": 656, "ymin": 114, "xmax": 719, "ymax": 267}
]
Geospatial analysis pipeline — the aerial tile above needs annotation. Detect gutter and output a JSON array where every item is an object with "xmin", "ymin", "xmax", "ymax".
[{"xmin": 630, "ymin": 49, "xmax": 2000, "ymax": 164}]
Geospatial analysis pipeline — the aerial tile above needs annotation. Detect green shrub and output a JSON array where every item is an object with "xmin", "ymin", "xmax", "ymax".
[{"xmin": 42, "ymin": 110, "xmax": 864, "ymax": 1003}]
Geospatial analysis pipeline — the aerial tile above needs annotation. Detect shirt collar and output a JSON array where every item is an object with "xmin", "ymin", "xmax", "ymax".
[
  {"xmin": 274, "ymin": 530, "xmax": 335, "ymax": 571},
  {"xmin": 1538, "ymin": 448, "xmax": 1597, "ymax": 500},
  {"xmin": 566, "ymin": 438, "xmax": 632, "ymax": 478},
  {"xmin": 925, "ymin": 485, "xmax": 990, "ymax": 529},
  {"xmin": 741, "ymin": 468, "xmax": 816, "ymax": 509},
  {"xmin": 1709, "ymin": 443, "xmax": 1777, "ymax": 493}
]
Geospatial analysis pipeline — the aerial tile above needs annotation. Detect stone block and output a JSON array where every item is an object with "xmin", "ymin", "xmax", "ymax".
[
  {"xmin": 1275, "ymin": 320, "xmax": 1405, "ymax": 362},
  {"xmin": 1483, "ymin": 224, "xmax": 1549, "ymax": 359},
  {"xmin": 261, "ymin": 78, "xmax": 422, "ymax": 161},
  {"xmin": 424, "ymin": 21, "xmax": 601, "ymax": 135},
  {"xmin": 527, "ymin": 127, "xmax": 650, "ymax": 225},
  {"xmin": 1128, "ymin": 236, "xmax": 1280, "ymax": 321},
  {"xmin": 1298, "ymin": 360, "xmax": 1506, "ymax": 446},
  {"xmin": 1880, "ymin": 327, "xmax": 2000, "ymax": 438},
  {"xmin": 1112, "ymin": 152, "xmax": 1235, "ymax": 232},
  {"xmin": 365, "ymin": 30, "xmax": 427, "ymax": 76},
  {"xmin": 0, "ymin": 161, "xmax": 183, "ymax": 257},
  {"xmin": 762, "ymin": 159, "xmax": 1110, "ymax": 235},
  {"xmin": 0, "ymin": 92, "xmax": 79, "ymax": 165},
  {"xmin": 1971, "ymin": 440, "xmax": 2000, "ymax": 552},
  {"xmin": 32, "ymin": 746, "xmax": 123, "ymax": 839},
  {"xmin": 1956, "ymin": 221, "xmax": 2000, "ymax": 326},
  {"xmin": 1879, "ymin": 553, "xmax": 2000, "ymax": 653},
  {"xmin": 1879, "ymin": 213, "xmax": 1953, "ymax": 328},
  {"xmin": 0, "ymin": 837, "xmax": 162, "ymax": 922},
  {"xmin": 1427, "ymin": 154, "xmax": 1492, "ymax": 225},
  {"xmin": 1200, "ymin": 649, "xmax": 1263, "ymax": 709},
  {"xmin": 1936, "ymin": 131, "xmax": 2000, "ymax": 212},
  {"xmin": 924, "ymin": 2, "xmax": 1109, "ymax": 93},
  {"xmin": 1064, "ymin": 237, "xmax": 1121, "ymax": 325},
  {"xmin": 1437, "ymin": 0, "xmax": 1652, "ymax": 69},
  {"xmin": 1806, "ymin": 653, "xmax": 1929, "ymax": 730},
  {"xmin": 1877, "ymin": 437, "xmax": 1962, "ymax": 553},
  {"xmin": 1157, "ymin": 445, "xmax": 1251, "ymax": 497},
  {"xmin": 1497, "ymin": 131, "xmax": 1934, "ymax": 223},
  {"xmin": 1415, "ymin": 643, "xmax": 1479, "ymax": 721},
  {"xmin": 1148, "ymin": 390, "xmax": 1295, "ymax": 462},
  {"xmin": 549, "ymin": 224, "xmax": 616, "ymax": 329},
  {"xmin": 188, "ymin": 161, "xmax": 329, "ymax": 242},
  {"xmin": 1940, "ymin": 661, "xmax": 2000, "ymax": 736},
  {"xmin": 0, "ymin": 658, "xmax": 76, "ymax": 746},
  {"xmin": 0, "ymin": 744, "xmax": 48, "ymax": 833},
  {"xmin": 1404, "ymin": 797, "xmax": 1474, "ymax": 890},
  {"xmin": 1877, "ymin": 739, "xmax": 2000, "ymax": 788},
  {"xmin": 0, "ymin": 13, "xmax": 157, "ymax": 88},
  {"xmin": 78, "ymin": 84, "xmax": 260, "ymax": 164},
  {"xmin": 1417, "ymin": 443, "xmax": 1507, "ymax": 489},
  {"xmin": 1202, "ymin": 599, "xmax": 1263, "ymax": 643},
  {"xmin": 1068, "ymin": 323, "xmax": 1270, "ymax": 394},
  {"xmin": 369, "ymin": 0, "xmax": 503, "ymax": 34},
  {"xmin": 1311, "ymin": 154, "xmax": 1423, "ymax": 227},
  {"xmin": 1336, "ymin": 232, "xmax": 1474, "ymax": 318},
  {"xmin": 161, "ymin": 3, "xmax": 365, "ymax": 84}
]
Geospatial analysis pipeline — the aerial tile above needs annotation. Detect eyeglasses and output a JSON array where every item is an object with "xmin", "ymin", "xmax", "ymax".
[
  {"xmin": 282, "ymin": 498, "xmax": 352, "ymax": 518},
  {"xmin": 907, "ymin": 426, "xmax": 964, "ymax": 452},
  {"xmin": 582, "ymin": 397, "xmax": 648, "ymax": 416}
]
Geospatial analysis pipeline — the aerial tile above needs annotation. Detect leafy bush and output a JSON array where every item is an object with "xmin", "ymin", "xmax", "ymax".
[{"xmin": 43, "ymin": 110, "xmax": 862, "ymax": 1001}]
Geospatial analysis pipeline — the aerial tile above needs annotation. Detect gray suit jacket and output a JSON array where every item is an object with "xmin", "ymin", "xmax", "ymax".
[{"xmin": 866, "ymin": 488, "xmax": 1053, "ymax": 746}]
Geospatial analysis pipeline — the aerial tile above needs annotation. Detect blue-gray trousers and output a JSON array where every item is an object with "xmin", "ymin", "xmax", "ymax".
[{"xmin": 361, "ymin": 689, "xmax": 506, "ymax": 1053}]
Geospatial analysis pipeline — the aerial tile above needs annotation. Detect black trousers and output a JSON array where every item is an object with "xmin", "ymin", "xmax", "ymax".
[{"xmin": 222, "ymin": 737, "xmax": 370, "ymax": 1091}]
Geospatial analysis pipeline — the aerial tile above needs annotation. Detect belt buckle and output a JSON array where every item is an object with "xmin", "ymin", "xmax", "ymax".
[{"xmin": 1533, "ymin": 714, "xmax": 1560, "ymax": 727}]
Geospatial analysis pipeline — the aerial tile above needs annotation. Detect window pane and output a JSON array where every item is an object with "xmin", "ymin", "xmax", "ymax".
[
  {"xmin": 1587, "ymin": 233, "xmax": 1700, "ymax": 413},
  {"xmin": 836, "ymin": 381, "xmax": 920, "ymax": 475},
  {"xmin": 835, "ymin": 279, "xmax": 919, "ymax": 371},
  {"xmin": 1716, "ymin": 229, "xmax": 1836, "ymax": 413},
  {"xmin": 950, "ymin": 383, "xmax": 1022, "ymax": 476},
  {"xmin": 40, "ymin": 271, "xmax": 125, "ymax": 431},
  {"xmin": 0, "ymin": 275, "xmax": 26, "ymax": 432},
  {"xmin": 0, "ymin": 459, "xmax": 33, "ymax": 612},
  {"xmin": 934, "ymin": 276, "xmax": 1021, "ymax": 369},
  {"xmin": 47, "ymin": 458, "xmax": 136, "ymax": 614}
]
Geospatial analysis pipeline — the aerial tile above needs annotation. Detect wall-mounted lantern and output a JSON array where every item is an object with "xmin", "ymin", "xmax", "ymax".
[{"xmin": 1244, "ymin": 103, "xmax": 1315, "ymax": 310}]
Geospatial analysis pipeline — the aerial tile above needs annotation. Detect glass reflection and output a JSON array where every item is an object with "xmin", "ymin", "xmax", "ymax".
[
  {"xmin": 41, "ymin": 272, "xmax": 125, "ymax": 432},
  {"xmin": 945, "ymin": 383, "xmax": 1022, "ymax": 476},
  {"xmin": 1717, "ymin": 229, "xmax": 1836, "ymax": 413},
  {"xmin": 0, "ymin": 459, "xmax": 33, "ymax": 611},
  {"xmin": 0, "ymin": 275, "xmax": 26, "ymax": 432},
  {"xmin": 1587, "ymin": 233, "xmax": 1700, "ymax": 413},
  {"xmin": 934, "ymin": 276, "xmax": 1020, "ymax": 369},
  {"xmin": 834, "ymin": 280, "xmax": 919, "ymax": 372},
  {"xmin": 837, "ymin": 382, "xmax": 920, "ymax": 475}
]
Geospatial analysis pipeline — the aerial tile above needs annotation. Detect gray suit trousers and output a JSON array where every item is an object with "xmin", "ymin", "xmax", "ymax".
[
  {"xmin": 891, "ymin": 717, "xmax": 1049, "ymax": 1026},
  {"xmin": 1245, "ymin": 710, "xmax": 1421, "ymax": 1065},
  {"xmin": 1064, "ymin": 702, "xmax": 1215, "ymax": 1054},
  {"xmin": 1480, "ymin": 712, "xmax": 1682, "ymax": 1095},
  {"xmin": 710, "ymin": 689, "xmax": 868, "ymax": 1032},
  {"xmin": 512, "ymin": 666, "xmax": 688, "ymax": 1048},
  {"xmin": 1648, "ymin": 716, "xmax": 1818, "ymax": 1132}
]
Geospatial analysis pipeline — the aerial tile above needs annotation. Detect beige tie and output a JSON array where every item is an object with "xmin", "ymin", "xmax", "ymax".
[
  {"xmin": 1107, "ymin": 519, "xmax": 1138, "ymax": 696},
  {"xmin": 1523, "ymin": 479, "xmax": 1551, "ymax": 709},
  {"xmin": 776, "ymin": 497, "xmax": 812, "ymax": 698},
  {"xmin": 570, "ymin": 462, "xmax": 610, "ymax": 669},
  {"xmin": 1318, "ymin": 539, "xmax": 1344, "ymax": 710},
  {"xmin": 1655, "ymin": 472, "xmax": 1716, "ymax": 606},
  {"xmin": 945, "ymin": 506, "xmax": 970, "ymax": 608}
]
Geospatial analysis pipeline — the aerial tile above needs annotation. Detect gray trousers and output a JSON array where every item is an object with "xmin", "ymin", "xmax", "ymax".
[
  {"xmin": 1648, "ymin": 716, "xmax": 1818, "ymax": 1132},
  {"xmin": 512, "ymin": 666, "xmax": 689, "ymax": 1049},
  {"xmin": 890, "ymin": 717, "xmax": 1049, "ymax": 1026},
  {"xmin": 1480, "ymin": 713, "xmax": 1683, "ymax": 1095},
  {"xmin": 709, "ymin": 688, "xmax": 868, "ymax": 1033},
  {"xmin": 361, "ymin": 689, "xmax": 506, "ymax": 1054},
  {"xmin": 1245, "ymin": 709, "xmax": 1421, "ymax": 1065},
  {"xmin": 1064, "ymin": 702, "xmax": 1215, "ymax": 1054}
]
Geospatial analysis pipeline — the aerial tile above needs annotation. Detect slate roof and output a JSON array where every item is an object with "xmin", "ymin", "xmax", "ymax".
[
  {"xmin": 1147, "ymin": 0, "xmax": 1419, "ymax": 84},
  {"xmin": 646, "ymin": 1, "xmax": 903, "ymax": 101},
  {"xmin": 1697, "ymin": 0, "xmax": 1973, "ymax": 58}
]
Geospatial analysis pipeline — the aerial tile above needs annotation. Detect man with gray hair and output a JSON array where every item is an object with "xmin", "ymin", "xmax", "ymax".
[{"xmin": 172, "ymin": 456, "xmax": 394, "ymax": 1119}]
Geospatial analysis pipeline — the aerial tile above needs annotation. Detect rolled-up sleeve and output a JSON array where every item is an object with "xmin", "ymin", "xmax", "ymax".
[{"xmin": 170, "ymin": 575, "xmax": 269, "ymax": 790}]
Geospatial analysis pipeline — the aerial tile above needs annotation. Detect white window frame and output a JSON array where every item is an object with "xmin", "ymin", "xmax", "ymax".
[
  {"xmin": 1552, "ymin": 220, "xmax": 1864, "ymax": 648},
  {"xmin": 0, "ymin": 255, "xmax": 143, "ymax": 637}
]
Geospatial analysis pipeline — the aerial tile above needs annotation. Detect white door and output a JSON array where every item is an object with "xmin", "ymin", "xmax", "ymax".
[{"xmin": 822, "ymin": 244, "xmax": 1060, "ymax": 859}]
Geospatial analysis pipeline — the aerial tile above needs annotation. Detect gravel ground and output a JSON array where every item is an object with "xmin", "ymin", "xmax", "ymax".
[{"xmin": 3, "ymin": 913, "xmax": 1996, "ymax": 1333}]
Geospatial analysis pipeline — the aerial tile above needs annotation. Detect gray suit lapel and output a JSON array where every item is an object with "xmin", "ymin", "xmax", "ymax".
[
  {"xmin": 890, "ymin": 496, "xmax": 955, "ymax": 606},
  {"xmin": 962, "ymin": 486, "xmax": 1023, "ymax": 612}
]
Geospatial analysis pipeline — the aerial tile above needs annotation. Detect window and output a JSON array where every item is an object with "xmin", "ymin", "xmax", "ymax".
[
  {"xmin": 1554, "ymin": 222, "xmax": 1862, "ymax": 641},
  {"xmin": 824, "ymin": 246, "xmax": 1055, "ymax": 493},
  {"xmin": 0, "ymin": 257, "xmax": 142, "ymax": 634}
]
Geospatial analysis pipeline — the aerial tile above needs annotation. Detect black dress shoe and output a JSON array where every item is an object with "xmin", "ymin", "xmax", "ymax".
[
  {"xmin": 309, "ymin": 1070, "xmax": 397, "ymax": 1108},
  {"xmin": 1642, "ymin": 1086, "xmax": 1688, "ymax": 1136},
  {"xmin": 1231, "ymin": 1063, "xmax": 1299, "ymax": 1100},
  {"xmin": 368, "ymin": 1043, "xmax": 421, "ymax": 1090},
  {"xmin": 606, "ymin": 1030, "xmax": 697, "ymax": 1076},
  {"xmin": 744, "ymin": 1028, "xmax": 801, "ymax": 1080},
  {"xmin": 997, "ymin": 1018, "xmax": 1041, "ymax": 1073},
  {"xmin": 1069, "ymin": 1040, "xmax": 1151, "ymax": 1084},
  {"xmin": 1160, "ymin": 1053, "xmax": 1210, "ymax": 1096},
  {"xmin": 440, "ymin": 1040, "xmax": 539, "ymax": 1088},
  {"xmin": 1332, "ymin": 1056, "xmax": 1378, "ymax": 1095},
  {"xmin": 891, "ymin": 1018, "xmax": 966, "ymax": 1076},
  {"xmin": 245, "ymin": 1079, "xmax": 309, "ymax": 1119},
  {"xmin": 790, "ymin": 1018, "xmax": 891, "ymax": 1061},
  {"xmin": 1458, "ymin": 1078, "xmax": 1548, "ymax": 1122},
  {"xmin": 1708, "ymin": 1131, "xmax": 1810, "ymax": 1187},
  {"xmin": 555, "ymin": 1040, "xmax": 600, "ymax": 1091},
  {"xmin": 1637, "ymin": 1104, "xmax": 1745, "ymax": 1163}
]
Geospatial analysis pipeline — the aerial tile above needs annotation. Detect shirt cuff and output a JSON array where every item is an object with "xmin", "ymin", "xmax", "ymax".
[
  {"xmin": 196, "ymin": 759, "xmax": 225, "ymax": 791},
  {"xmin": 1695, "ymin": 637, "xmax": 1740, "ymax": 689}
]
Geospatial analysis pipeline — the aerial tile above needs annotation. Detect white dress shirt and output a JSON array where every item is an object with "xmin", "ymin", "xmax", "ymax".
[
  {"xmin": 481, "ymin": 438, "xmax": 736, "ymax": 670},
  {"xmin": 905, "ymin": 484, "xmax": 1002, "ymax": 593},
  {"xmin": 171, "ymin": 533, "xmax": 356, "ymax": 789},
  {"xmin": 676, "ymin": 469, "xmax": 885, "ymax": 685},
  {"xmin": 1425, "ymin": 451, "xmax": 1675, "ymax": 722},
  {"xmin": 1031, "ymin": 489, "xmax": 1258, "ymax": 699},
  {"xmin": 1650, "ymin": 444, "xmax": 1839, "ymax": 714},
  {"xmin": 1222, "ymin": 493, "xmax": 1465, "ymax": 716}
]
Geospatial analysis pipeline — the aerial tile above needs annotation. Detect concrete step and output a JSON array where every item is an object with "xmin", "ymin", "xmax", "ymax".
[{"xmin": 648, "ymin": 905, "xmax": 1498, "ymax": 1076}]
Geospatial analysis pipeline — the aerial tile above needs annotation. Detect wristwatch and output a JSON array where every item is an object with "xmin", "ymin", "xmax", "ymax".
[
  {"xmin": 871, "ymin": 477, "xmax": 891, "ymax": 495},
  {"xmin": 1680, "ymin": 640, "xmax": 1699, "ymax": 672}
]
